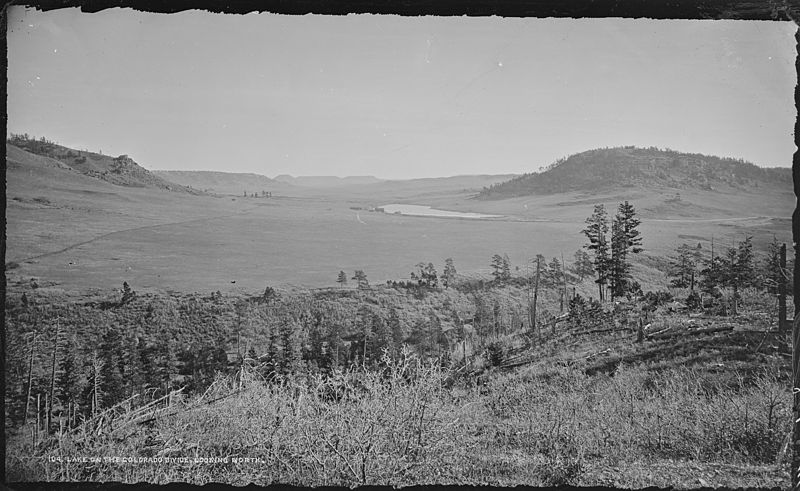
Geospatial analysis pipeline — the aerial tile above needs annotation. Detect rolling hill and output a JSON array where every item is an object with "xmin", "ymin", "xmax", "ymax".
[
  {"xmin": 153, "ymin": 170, "xmax": 291, "ymax": 196},
  {"xmin": 6, "ymin": 135, "xmax": 201, "ymax": 194},
  {"xmin": 478, "ymin": 146, "xmax": 792, "ymax": 199}
]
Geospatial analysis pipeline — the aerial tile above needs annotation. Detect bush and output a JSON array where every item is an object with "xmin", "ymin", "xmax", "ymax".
[
  {"xmin": 685, "ymin": 290, "xmax": 702, "ymax": 310},
  {"xmin": 642, "ymin": 290, "xmax": 673, "ymax": 307},
  {"xmin": 487, "ymin": 341, "xmax": 506, "ymax": 367}
]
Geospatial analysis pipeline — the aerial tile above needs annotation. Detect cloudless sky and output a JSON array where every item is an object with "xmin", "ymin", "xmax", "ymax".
[{"xmin": 7, "ymin": 8, "xmax": 797, "ymax": 179}]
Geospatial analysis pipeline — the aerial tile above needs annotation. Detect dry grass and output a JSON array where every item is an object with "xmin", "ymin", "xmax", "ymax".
[{"xmin": 5, "ymin": 347, "xmax": 791, "ymax": 487}]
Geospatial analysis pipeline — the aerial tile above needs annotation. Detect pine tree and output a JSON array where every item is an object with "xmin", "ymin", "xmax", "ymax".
[
  {"xmin": 369, "ymin": 313, "xmax": 391, "ymax": 362},
  {"xmin": 582, "ymin": 204, "xmax": 610, "ymax": 300},
  {"xmin": 57, "ymin": 334, "xmax": 81, "ymax": 412},
  {"xmin": 84, "ymin": 350, "xmax": 105, "ymax": 417},
  {"xmin": 159, "ymin": 338, "xmax": 180, "ymax": 393},
  {"xmin": 99, "ymin": 327, "xmax": 125, "ymax": 406},
  {"xmin": 412, "ymin": 262, "xmax": 439, "ymax": 288},
  {"xmin": 47, "ymin": 321, "xmax": 63, "ymax": 433},
  {"xmin": 120, "ymin": 332, "xmax": 144, "ymax": 398},
  {"xmin": 428, "ymin": 312, "xmax": 445, "ymax": 359},
  {"xmin": 609, "ymin": 217, "xmax": 627, "ymax": 299},
  {"xmin": 352, "ymin": 270, "xmax": 370, "ymax": 290},
  {"xmin": 668, "ymin": 243, "xmax": 702, "ymax": 289},
  {"xmin": 138, "ymin": 343, "xmax": 160, "ymax": 394},
  {"xmin": 547, "ymin": 257, "xmax": 562, "ymax": 286},
  {"xmin": 120, "ymin": 281, "xmax": 135, "ymax": 306},
  {"xmin": 337, "ymin": 271, "xmax": 348, "ymax": 286},
  {"xmin": 733, "ymin": 237, "xmax": 758, "ymax": 288},
  {"xmin": 617, "ymin": 201, "xmax": 643, "ymax": 254},
  {"xmin": 764, "ymin": 237, "xmax": 780, "ymax": 294},
  {"xmin": 442, "ymin": 258, "xmax": 457, "ymax": 289},
  {"xmin": 490, "ymin": 254, "xmax": 511, "ymax": 283},
  {"xmin": 608, "ymin": 201, "xmax": 643, "ymax": 299},
  {"xmin": 718, "ymin": 237, "xmax": 757, "ymax": 315},
  {"xmin": 388, "ymin": 308, "xmax": 404, "ymax": 357},
  {"xmin": 305, "ymin": 312, "xmax": 328, "ymax": 371},
  {"xmin": 279, "ymin": 317, "xmax": 303, "ymax": 376},
  {"xmin": 571, "ymin": 249, "xmax": 594, "ymax": 281}
]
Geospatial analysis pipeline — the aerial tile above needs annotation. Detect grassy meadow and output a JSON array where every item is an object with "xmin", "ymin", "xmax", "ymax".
[{"xmin": 6, "ymin": 153, "xmax": 792, "ymax": 294}]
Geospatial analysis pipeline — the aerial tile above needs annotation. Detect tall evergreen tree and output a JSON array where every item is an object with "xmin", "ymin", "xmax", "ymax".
[
  {"xmin": 411, "ymin": 262, "xmax": 439, "ymax": 288},
  {"xmin": 490, "ymin": 254, "xmax": 512, "ymax": 283},
  {"xmin": 83, "ymin": 350, "xmax": 105, "ymax": 417},
  {"xmin": 388, "ymin": 308, "xmax": 404, "ymax": 357},
  {"xmin": 608, "ymin": 201, "xmax": 643, "ymax": 299},
  {"xmin": 56, "ymin": 334, "xmax": 80, "ymax": 424},
  {"xmin": 547, "ymin": 257, "xmax": 563, "ymax": 286},
  {"xmin": 668, "ymin": 243, "xmax": 703, "ymax": 289},
  {"xmin": 352, "ymin": 270, "xmax": 370, "ymax": 290},
  {"xmin": 764, "ymin": 236, "xmax": 785, "ymax": 295},
  {"xmin": 571, "ymin": 250, "xmax": 594, "ymax": 280},
  {"xmin": 99, "ymin": 327, "xmax": 125, "ymax": 406},
  {"xmin": 717, "ymin": 237, "xmax": 757, "ymax": 314},
  {"xmin": 138, "ymin": 343, "xmax": 160, "ymax": 394},
  {"xmin": 337, "ymin": 271, "xmax": 348, "ymax": 286},
  {"xmin": 279, "ymin": 317, "xmax": 303, "ymax": 376},
  {"xmin": 442, "ymin": 258, "xmax": 457, "ymax": 289},
  {"xmin": 582, "ymin": 204, "xmax": 610, "ymax": 300}
]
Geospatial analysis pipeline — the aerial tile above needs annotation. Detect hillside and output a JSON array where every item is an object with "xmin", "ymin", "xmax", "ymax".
[
  {"xmin": 5, "ymin": 279, "xmax": 791, "ymax": 488},
  {"xmin": 6, "ymin": 135, "xmax": 201, "ymax": 194},
  {"xmin": 153, "ymin": 170, "xmax": 290, "ymax": 196},
  {"xmin": 478, "ymin": 146, "xmax": 792, "ymax": 199}
]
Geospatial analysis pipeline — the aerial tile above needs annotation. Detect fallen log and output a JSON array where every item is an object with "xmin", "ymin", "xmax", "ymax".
[
  {"xmin": 585, "ymin": 348, "xmax": 612, "ymax": 361},
  {"xmin": 647, "ymin": 325, "xmax": 733, "ymax": 341},
  {"xmin": 576, "ymin": 327, "xmax": 634, "ymax": 336}
]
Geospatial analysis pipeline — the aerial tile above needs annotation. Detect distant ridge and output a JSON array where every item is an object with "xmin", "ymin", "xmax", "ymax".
[
  {"xmin": 153, "ymin": 170, "xmax": 288, "ymax": 196},
  {"xmin": 6, "ymin": 135, "xmax": 201, "ymax": 194},
  {"xmin": 478, "ymin": 146, "xmax": 791, "ymax": 199},
  {"xmin": 274, "ymin": 175, "xmax": 384, "ymax": 187}
]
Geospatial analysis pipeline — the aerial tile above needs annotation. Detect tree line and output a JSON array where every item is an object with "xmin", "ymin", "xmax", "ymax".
[{"xmin": 666, "ymin": 235, "xmax": 792, "ymax": 314}]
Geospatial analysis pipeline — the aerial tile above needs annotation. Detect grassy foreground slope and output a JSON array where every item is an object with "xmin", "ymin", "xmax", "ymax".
[{"xmin": 5, "ymin": 283, "xmax": 791, "ymax": 488}]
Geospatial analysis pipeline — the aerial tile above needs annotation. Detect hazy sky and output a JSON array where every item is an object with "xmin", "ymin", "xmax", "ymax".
[{"xmin": 7, "ymin": 8, "xmax": 797, "ymax": 179}]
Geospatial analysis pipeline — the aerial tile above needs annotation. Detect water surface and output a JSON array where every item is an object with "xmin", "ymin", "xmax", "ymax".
[{"xmin": 380, "ymin": 204, "xmax": 503, "ymax": 219}]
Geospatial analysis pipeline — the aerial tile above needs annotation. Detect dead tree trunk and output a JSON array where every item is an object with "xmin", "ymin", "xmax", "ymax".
[
  {"xmin": 780, "ymin": 243, "xmax": 787, "ymax": 332},
  {"xmin": 561, "ymin": 251, "xmax": 568, "ymax": 313},
  {"xmin": 637, "ymin": 318, "xmax": 644, "ymax": 343},
  {"xmin": 792, "ymin": 319, "xmax": 798, "ymax": 487},
  {"xmin": 23, "ymin": 331, "xmax": 37, "ymax": 426},
  {"xmin": 48, "ymin": 320, "xmax": 61, "ymax": 434},
  {"xmin": 789, "ymin": 134, "xmax": 799, "ymax": 488},
  {"xmin": 533, "ymin": 257, "xmax": 541, "ymax": 338}
]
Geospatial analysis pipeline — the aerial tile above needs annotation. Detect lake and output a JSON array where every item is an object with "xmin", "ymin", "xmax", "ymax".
[{"xmin": 380, "ymin": 204, "xmax": 504, "ymax": 219}]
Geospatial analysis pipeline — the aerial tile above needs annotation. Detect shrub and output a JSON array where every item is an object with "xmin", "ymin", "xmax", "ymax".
[
  {"xmin": 486, "ymin": 341, "xmax": 505, "ymax": 367},
  {"xmin": 642, "ymin": 290, "xmax": 673, "ymax": 307}
]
